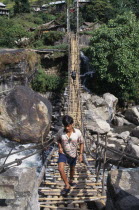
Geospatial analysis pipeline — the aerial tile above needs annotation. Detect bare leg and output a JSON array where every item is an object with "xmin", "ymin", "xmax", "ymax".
[
  {"xmin": 69, "ymin": 165, "xmax": 75, "ymax": 183},
  {"xmin": 58, "ymin": 162, "xmax": 70, "ymax": 189}
]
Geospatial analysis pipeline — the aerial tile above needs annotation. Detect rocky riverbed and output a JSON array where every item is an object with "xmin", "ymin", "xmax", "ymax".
[
  {"xmin": 0, "ymin": 88, "xmax": 139, "ymax": 170},
  {"xmin": 0, "ymin": 85, "xmax": 139, "ymax": 210}
]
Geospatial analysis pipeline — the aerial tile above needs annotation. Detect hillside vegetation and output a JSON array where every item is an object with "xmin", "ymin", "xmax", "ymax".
[
  {"xmin": 85, "ymin": 12, "xmax": 139, "ymax": 103},
  {"xmin": 0, "ymin": 0, "xmax": 139, "ymax": 102},
  {"xmin": 1, "ymin": 0, "xmax": 42, "ymax": 8}
]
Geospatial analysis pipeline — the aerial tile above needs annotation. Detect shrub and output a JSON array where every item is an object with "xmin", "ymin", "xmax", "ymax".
[
  {"xmin": 86, "ymin": 12, "xmax": 139, "ymax": 102},
  {"xmin": 0, "ymin": 16, "xmax": 32, "ymax": 48},
  {"xmin": 43, "ymin": 31, "xmax": 65, "ymax": 46},
  {"xmin": 31, "ymin": 68, "xmax": 65, "ymax": 93}
]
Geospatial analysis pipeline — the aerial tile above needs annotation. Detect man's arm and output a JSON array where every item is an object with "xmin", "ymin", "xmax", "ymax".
[
  {"xmin": 79, "ymin": 143, "xmax": 84, "ymax": 162},
  {"xmin": 58, "ymin": 142, "xmax": 64, "ymax": 154},
  {"xmin": 55, "ymin": 129, "xmax": 64, "ymax": 154}
]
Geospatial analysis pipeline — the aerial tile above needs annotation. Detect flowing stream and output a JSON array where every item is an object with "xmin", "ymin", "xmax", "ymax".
[{"xmin": 80, "ymin": 51, "xmax": 95, "ymax": 93}]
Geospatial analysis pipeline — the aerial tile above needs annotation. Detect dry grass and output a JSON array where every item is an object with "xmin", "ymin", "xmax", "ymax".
[{"xmin": 0, "ymin": 50, "xmax": 39, "ymax": 73}]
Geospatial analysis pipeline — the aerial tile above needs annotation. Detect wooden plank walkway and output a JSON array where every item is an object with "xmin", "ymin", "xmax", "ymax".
[
  {"xmin": 38, "ymin": 33, "xmax": 106, "ymax": 209},
  {"xmin": 38, "ymin": 151, "xmax": 106, "ymax": 209}
]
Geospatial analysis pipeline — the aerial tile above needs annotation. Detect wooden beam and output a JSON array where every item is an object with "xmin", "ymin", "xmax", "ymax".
[
  {"xmin": 39, "ymin": 206, "xmax": 80, "ymax": 209},
  {"xmin": 39, "ymin": 189, "xmax": 97, "ymax": 192},
  {"xmin": 39, "ymin": 195, "xmax": 106, "ymax": 201},
  {"xmin": 44, "ymin": 182, "xmax": 102, "ymax": 186}
]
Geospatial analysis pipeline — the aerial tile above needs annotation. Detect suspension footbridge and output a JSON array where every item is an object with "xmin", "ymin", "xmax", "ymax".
[{"xmin": 0, "ymin": 32, "xmax": 139, "ymax": 210}]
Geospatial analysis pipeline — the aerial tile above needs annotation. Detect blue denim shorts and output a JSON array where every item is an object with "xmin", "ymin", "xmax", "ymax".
[{"xmin": 58, "ymin": 153, "xmax": 77, "ymax": 166}]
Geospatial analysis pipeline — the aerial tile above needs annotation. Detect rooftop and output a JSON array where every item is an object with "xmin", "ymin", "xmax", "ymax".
[
  {"xmin": 74, "ymin": 0, "xmax": 90, "ymax": 2},
  {"xmin": 42, "ymin": 1, "xmax": 65, "ymax": 7},
  {"xmin": 0, "ymin": 2, "xmax": 6, "ymax": 7}
]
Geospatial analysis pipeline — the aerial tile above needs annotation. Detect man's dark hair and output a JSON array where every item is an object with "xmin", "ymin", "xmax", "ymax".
[{"xmin": 62, "ymin": 115, "xmax": 74, "ymax": 126}]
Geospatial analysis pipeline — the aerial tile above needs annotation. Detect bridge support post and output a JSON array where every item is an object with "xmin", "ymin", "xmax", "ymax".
[
  {"xmin": 95, "ymin": 133, "xmax": 101, "ymax": 182},
  {"xmin": 102, "ymin": 133, "xmax": 108, "ymax": 195}
]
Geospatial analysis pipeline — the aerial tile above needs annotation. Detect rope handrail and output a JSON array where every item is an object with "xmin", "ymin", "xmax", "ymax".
[
  {"xmin": 0, "ymin": 139, "xmax": 54, "ymax": 173},
  {"xmin": 98, "ymin": 142, "xmax": 139, "ymax": 164},
  {"xmin": 85, "ymin": 132, "xmax": 139, "ymax": 164},
  {"xmin": 0, "ymin": 137, "xmax": 54, "ymax": 159},
  {"xmin": 0, "ymin": 88, "xmax": 13, "ymax": 94}
]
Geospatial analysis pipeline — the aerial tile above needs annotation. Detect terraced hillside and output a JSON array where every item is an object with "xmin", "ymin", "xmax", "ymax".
[{"xmin": 0, "ymin": 0, "xmax": 50, "ymax": 9}]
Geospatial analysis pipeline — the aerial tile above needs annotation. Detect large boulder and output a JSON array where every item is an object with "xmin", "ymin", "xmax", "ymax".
[
  {"xmin": 106, "ymin": 168, "xmax": 139, "ymax": 210},
  {"xmin": 124, "ymin": 107, "xmax": 139, "ymax": 125},
  {"xmin": 85, "ymin": 110, "xmax": 110, "ymax": 134},
  {"xmin": 0, "ymin": 86, "xmax": 52, "ymax": 143},
  {"xmin": 131, "ymin": 126, "xmax": 139, "ymax": 138},
  {"xmin": 112, "ymin": 115, "xmax": 131, "ymax": 126},
  {"xmin": 82, "ymin": 92, "xmax": 118, "ymax": 122},
  {"xmin": 103, "ymin": 93, "xmax": 118, "ymax": 121},
  {"xmin": 125, "ymin": 143, "xmax": 139, "ymax": 158}
]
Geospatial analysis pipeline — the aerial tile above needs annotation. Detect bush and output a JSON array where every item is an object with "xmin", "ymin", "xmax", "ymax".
[
  {"xmin": 0, "ymin": 18, "xmax": 31, "ymax": 47},
  {"xmin": 31, "ymin": 68, "xmax": 65, "ymax": 93},
  {"xmin": 86, "ymin": 12, "xmax": 139, "ymax": 102},
  {"xmin": 37, "ymin": 13, "xmax": 56, "ymax": 22},
  {"xmin": 42, "ymin": 31, "xmax": 65, "ymax": 46},
  {"xmin": 33, "ymin": 39, "xmax": 44, "ymax": 48}
]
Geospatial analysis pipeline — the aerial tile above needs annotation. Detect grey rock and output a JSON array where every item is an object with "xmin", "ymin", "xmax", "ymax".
[
  {"xmin": 125, "ymin": 143, "xmax": 139, "ymax": 158},
  {"xmin": 113, "ymin": 116, "xmax": 124, "ymax": 126},
  {"xmin": 91, "ymin": 95, "xmax": 106, "ymax": 107},
  {"xmin": 82, "ymin": 92, "xmax": 118, "ymax": 123},
  {"xmin": 117, "ymin": 131, "xmax": 130, "ymax": 140},
  {"xmin": 129, "ymin": 136, "xmax": 139, "ymax": 145},
  {"xmin": 136, "ymin": 105, "xmax": 139, "ymax": 112},
  {"xmin": 3, "ymin": 167, "xmax": 39, "ymax": 210},
  {"xmin": 106, "ymin": 168, "xmax": 139, "ymax": 210},
  {"xmin": 113, "ymin": 114, "xmax": 132, "ymax": 126},
  {"xmin": 103, "ymin": 93, "xmax": 118, "ymax": 109},
  {"xmin": 124, "ymin": 107, "xmax": 139, "ymax": 125},
  {"xmin": 81, "ymin": 92, "xmax": 92, "ymax": 102},
  {"xmin": 103, "ymin": 93, "xmax": 118, "ymax": 120},
  {"xmin": 0, "ymin": 185, "xmax": 15, "ymax": 199},
  {"xmin": 0, "ymin": 85, "xmax": 52, "ymax": 143},
  {"xmin": 85, "ymin": 110, "xmax": 110, "ymax": 134},
  {"xmin": 123, "ymin": 118, "xmax": 132, "ymax": 125},
  {"xmin": 132, "ymin": 126, "xmax": 139, "ymax": 138},
  {"xmin": 0, "ymin": 49, "xmax": 39, "ymax": 92}
]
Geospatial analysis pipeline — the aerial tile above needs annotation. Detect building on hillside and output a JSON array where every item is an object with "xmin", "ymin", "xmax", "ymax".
[
  {"xmin": 42, "ymin": 1, "xmax": 66, "ymax": 12},
  {"xmin": 29, "ymin": 20, "xmax": 66, "ymax": 33},
  {"xmin": 38, "ymin": 20, "xmax": 66, "ymax": 32},
  {"xmin": 80, "ymin": 22, "xmax": 100, "ymax": 31},
  {"xmin": 0, "ymin": 2, "xmax": 9, "ymax": 16},
  {"xmin": 74, "ymin": 0, "xmax": 90, "ymax": 7}
]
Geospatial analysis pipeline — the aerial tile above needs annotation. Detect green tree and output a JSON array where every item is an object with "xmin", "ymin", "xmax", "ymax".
[
  {"xmin": 110, "ymin": 0, "xmax": 139, "ymax": 17},
  {"xmin": 0, "ymin": 17, "xmax": 31, "ymax": 47},
  {"xmin": 86, "ymin": 12, "xmax": 139, "ymax": 102},
  {"xmin": 80, "ymin": 0, "xmax": 114, "ymax": 23},
  {"xmin": 13, "ymin": 0, "xmax": 30, "ymax": 14}
]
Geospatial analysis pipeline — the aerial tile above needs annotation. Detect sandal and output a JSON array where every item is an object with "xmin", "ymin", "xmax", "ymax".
[
  {"xmin": 61, "ymin": 188, "xmax": 70, "ymax": 197},
  {"xmin": 69, "ymin": 182, "xmax": 77, "ymax": 186}
]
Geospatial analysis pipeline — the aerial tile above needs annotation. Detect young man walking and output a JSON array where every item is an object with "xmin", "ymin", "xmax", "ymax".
[{"xmin": 56, "ymin": 115, "xmax": 84, "ymax": 196}]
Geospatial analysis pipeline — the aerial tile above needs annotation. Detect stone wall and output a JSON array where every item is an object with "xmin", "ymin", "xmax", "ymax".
[
  {"xmin": 0, "ymin": 167, "xmax": 39, "ymax": 210},
  {"xmin": 0, "ymin": 49, "xmax": 39, "ymax": 92}
]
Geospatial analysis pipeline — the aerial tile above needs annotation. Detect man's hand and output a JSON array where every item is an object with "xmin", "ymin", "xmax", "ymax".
[
  {"xmin": 59, "ymin": 148, "xmax": 64, "ymax": 154},
  {"xmin": 58, "ymin": 142, "xmax": 64, "ymax": 154},
  {"xmin": 79, "ymin": 154, "xmax": 83, "ymax": 163}
]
